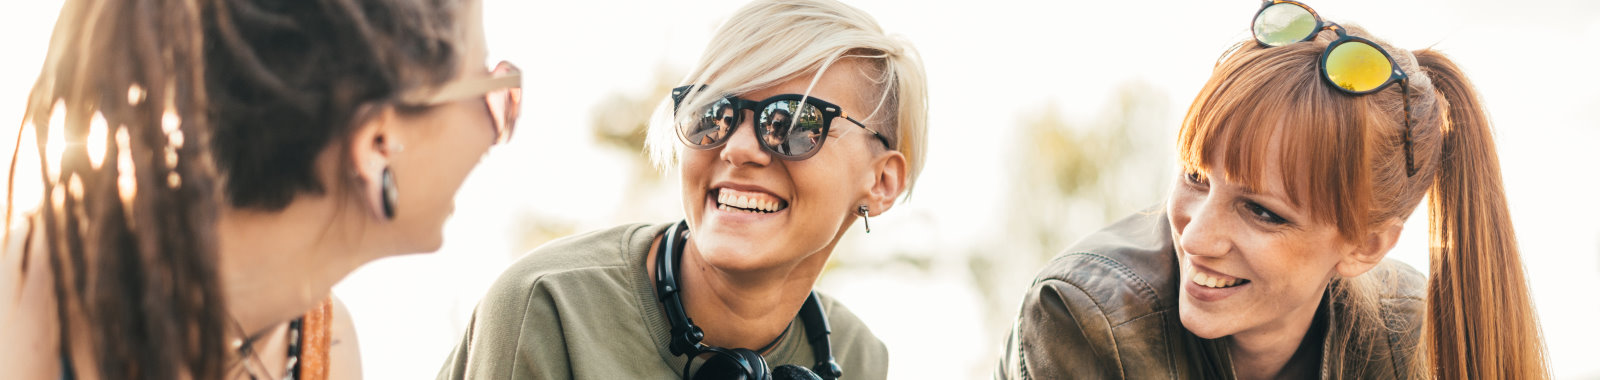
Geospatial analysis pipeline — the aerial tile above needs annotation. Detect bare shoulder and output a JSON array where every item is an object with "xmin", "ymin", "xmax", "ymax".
[
  {"xmin": 328, "ymin": 295, "xmax": 363, "ymax": 380},
  {"xmin": 0, "ymin": 216, "xmax": 62, "ymax": 379}
]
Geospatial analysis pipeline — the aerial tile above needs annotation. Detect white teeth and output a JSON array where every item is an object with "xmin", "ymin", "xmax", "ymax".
[
  {"xmin": 716, "ymin": 189, "xmax": 784, "ymax": 213},
  {"xmin": 1191, "ymin": 266, "xmax": 1246, "ymax": 289}
]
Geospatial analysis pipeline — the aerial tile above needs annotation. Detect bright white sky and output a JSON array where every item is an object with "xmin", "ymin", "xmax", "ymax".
[{"xmin": 4, "ymin": 1, "xmax": 1598, "ymax": 379}]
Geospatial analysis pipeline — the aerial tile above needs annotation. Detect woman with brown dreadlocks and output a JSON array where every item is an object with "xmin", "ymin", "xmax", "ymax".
[{"xmin": 1, "ymin": 0, "xmax": 521, "ymax": 379}]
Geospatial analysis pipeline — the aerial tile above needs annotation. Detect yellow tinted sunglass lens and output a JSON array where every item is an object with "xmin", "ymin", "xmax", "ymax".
[
  {"xmin": 1324, "ymin": 41, "xmax": 1393, "ymax": 92},
  {"xmin": 1253, "ymin": 3, "xmax": 1317, "ymax": 47}
]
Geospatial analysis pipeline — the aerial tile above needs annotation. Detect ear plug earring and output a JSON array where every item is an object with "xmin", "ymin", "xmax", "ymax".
[
  {"xmin": 858, "ymin": 205, "xmax": 870, "ymax": 233},
  {"xmin": 381, "ymin": 167, "xmax": 398, "ymax": 219}
]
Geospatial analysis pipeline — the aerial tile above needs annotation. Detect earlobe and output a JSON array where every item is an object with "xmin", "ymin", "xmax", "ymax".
[
  {"xmin": 348, "ymin": 106, "xmax": 403, "ymax": 220},
  {"xmin": 1335, "ymin": 219, "xmax": 1404, "ymax": 277}
]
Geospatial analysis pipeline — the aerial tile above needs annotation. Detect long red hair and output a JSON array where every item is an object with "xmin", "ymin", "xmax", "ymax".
[{"xmin": 1176, "ymin": 25, "xmax": 1547, "ymax": 379}]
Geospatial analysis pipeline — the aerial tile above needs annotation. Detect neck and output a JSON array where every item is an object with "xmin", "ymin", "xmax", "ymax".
[
  {"xmin": 216, "ymin": 196, "xmax": 384, "ymax": 337},
  {"xmin": 1227, "ymin": 292, "xmax": 1327, "ymax": 380},
  {"xmin": 648, "ymin": 232, "xmax": 836, "ymax": 351}
]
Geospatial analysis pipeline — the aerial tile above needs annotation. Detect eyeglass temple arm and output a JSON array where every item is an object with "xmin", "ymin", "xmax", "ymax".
[
  {"xmin": 1401, "ymin": 78, "xmax": 1416, "ymax": 177},
  {"xmin": 841, "ymin": 115, "xmax": 892, "ymax": 150},
  {"xmin": 402, "ymin": 74, "xmax": 522, "ymax": 105}
]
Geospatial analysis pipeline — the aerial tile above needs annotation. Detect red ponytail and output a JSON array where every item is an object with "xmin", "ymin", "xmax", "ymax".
[{"xmin": 1415, "ymin": 48, "xmax": 1548, "ymax": 379}]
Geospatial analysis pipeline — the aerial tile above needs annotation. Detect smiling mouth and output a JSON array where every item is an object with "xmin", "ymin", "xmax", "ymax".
[
  {"xmin": 713, "ymin": 188, "xmax": 789, "ymax": 214},
  {"xmin": 1190, "ymin": 266, "xmax": 1251, "ymax": 289}
]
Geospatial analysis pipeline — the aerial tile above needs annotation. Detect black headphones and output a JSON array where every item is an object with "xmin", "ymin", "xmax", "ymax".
[{"xmin": 655, "ymin": 220, "xmax": 844, "ymax": 380}]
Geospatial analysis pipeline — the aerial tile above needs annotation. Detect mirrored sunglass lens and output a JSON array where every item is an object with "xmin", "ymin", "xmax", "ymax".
[
  {"xmin": 1324, "ymin": 41, "xmax": 1393, "ymax": 93},
  {"xmin": 682, "ymin": 98, "xmax": 737, "ymax": 147},
  {"xmin": 1253, "ymin": 3, "xmax": 1317, "ymax": 47},
  {"xmin": 759, "ymin": 100, "xmax": 825, "ymax": 157}
]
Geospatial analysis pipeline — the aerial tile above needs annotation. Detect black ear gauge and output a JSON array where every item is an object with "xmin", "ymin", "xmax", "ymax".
[{"xmin": 380, "ymin": 167, "xmax": 397, "ymax": 219}]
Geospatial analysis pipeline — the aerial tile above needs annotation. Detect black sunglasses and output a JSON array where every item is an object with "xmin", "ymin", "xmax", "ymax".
[
  {"xmin": 1251, "ymin": 0, "xmax": 1416, "ymax": 176},
  {"xmin": 671, "ymin": 85, "xmax": 892, "ymax": 160}
]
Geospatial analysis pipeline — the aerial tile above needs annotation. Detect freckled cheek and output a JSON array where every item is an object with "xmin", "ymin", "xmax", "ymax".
[
  {"xmin": 1241, "ymin": 242, "xmax": 1317, "ymax": 299},
  {"xmin": 1166, "ymin": 186, "xmax": 1202, "ymax": 229}
]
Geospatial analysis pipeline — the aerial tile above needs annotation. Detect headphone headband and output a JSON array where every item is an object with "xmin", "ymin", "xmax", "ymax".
[
  {"xmin": 655, "ymin": 221, "xmax": 701, "ymax": 355},
  {"xmin": 653, "ymin": 220, "xmax": 840, "ymax": 380}
]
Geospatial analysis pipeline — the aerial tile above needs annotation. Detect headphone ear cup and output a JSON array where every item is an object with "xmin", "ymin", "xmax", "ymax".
[
  {"xmin": 694, "ymin": 348, "xmax": 769, "ymax": 380},
  {"xmin": 738, "ymin": 349, "xmax": 770, "ymax": 380},
  {"xmin": 772, "ymin": 365, "xmax": 823, "ymax": 380}
]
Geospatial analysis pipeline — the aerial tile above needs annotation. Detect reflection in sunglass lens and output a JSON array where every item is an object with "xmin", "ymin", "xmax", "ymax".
[
  {"xmin": 1323, "ymin": 40, "xmax": 1393, "ymax": 92},
  {"xmin": 1253, "ymin": 3, "xmax": 1317, "ymax": 47},
  {"xmin": 683, "ymin": 98, "xmax": 738, "ymax": 147},
  {"xmin": 758, "ymin": 100, "xmax": 825, "ymax": 157}
]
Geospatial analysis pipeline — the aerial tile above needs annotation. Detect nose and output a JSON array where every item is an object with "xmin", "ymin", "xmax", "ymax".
[
  {"xmin": 1175, "ymin": 195, "xmax": 1232, "ymax": 259},
  {"xmin": 719, "ymin": 110, "xmax": 773, "ymax": 167}
]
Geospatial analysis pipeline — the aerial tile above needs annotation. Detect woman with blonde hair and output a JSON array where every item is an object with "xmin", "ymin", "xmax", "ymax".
[
  {"xmin": 0, "ymin": 0, "xmax": 520, "ymax": 379},
  {"xmin": 437, "ymin": 0, "xmax": 926, "ymax": 379},
  {"xmin": 999, "ymin": 1, "xmax": 1546, "ymax": 379}
]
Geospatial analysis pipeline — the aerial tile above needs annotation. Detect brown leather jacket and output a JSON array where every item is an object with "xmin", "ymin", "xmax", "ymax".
[{"xmin": 996, "ymin": 210, "xmax": 1425, "ymax": 380}]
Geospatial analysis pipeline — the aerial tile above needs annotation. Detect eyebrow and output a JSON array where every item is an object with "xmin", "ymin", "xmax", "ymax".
[{"xmin": 1212, "ymin": 174, "xmax": 1299, "ymax": 213}]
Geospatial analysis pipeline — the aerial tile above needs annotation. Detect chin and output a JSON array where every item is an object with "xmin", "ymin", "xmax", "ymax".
[
  {"xmin": 411, "ymin": 215, "xmax": 451, "ymax": 253},
  {"xmin": 1178, "ymin": 299, "xmax": 1234, "ymax": 339},
  {"xmin": 690, "ymin": 237, "xmax": 776, "ymax": 273},
  {"xmin": 394, "ymin": 229, "xmax": 446, "ymax": 255},
  {"xmin": 416, "ymin": 236, "xmax": 445, "ymax": 253}
]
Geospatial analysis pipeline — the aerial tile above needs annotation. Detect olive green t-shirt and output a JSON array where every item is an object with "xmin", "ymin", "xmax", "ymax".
[{"xmin": 436, "ymin": 223, "xmax": 890, "ymax": 379}]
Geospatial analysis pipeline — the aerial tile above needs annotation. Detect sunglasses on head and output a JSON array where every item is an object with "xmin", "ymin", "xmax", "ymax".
[
  {"xmin": 402, "ymin": 60, "xmax": 523, "ymax": 145},
  {"xmin": 1251, "ymin": 0, "xmax": 1416, "ymax": 176},
  {"xmin": 671, "ymin": 85, "xmax": 892, "ymax": 160}
]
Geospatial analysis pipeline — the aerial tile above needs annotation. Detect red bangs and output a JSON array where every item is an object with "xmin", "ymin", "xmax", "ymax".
[{"xmin": 1176, "ymin": 42, "xmax": 1374, "ymax": 239}]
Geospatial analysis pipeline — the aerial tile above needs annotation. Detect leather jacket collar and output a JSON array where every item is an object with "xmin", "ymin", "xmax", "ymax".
[{"xmin": 998, "ymin": 209, "xmax": 1424, "ymax": 379}]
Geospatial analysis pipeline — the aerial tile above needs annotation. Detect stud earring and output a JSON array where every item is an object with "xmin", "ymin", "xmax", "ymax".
[
  {"xmin": 381, "ymin": 167, "xmax": 398, "ymax": 219},
  {"xmin": 858, "ymin": 205, "xmax": 870, "ymax": 233}
]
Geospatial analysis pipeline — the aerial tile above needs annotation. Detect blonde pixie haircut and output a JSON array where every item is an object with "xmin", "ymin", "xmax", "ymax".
[{"xmin": 648, "ymin": 0, "xmax": 929, "ymax": 196}]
